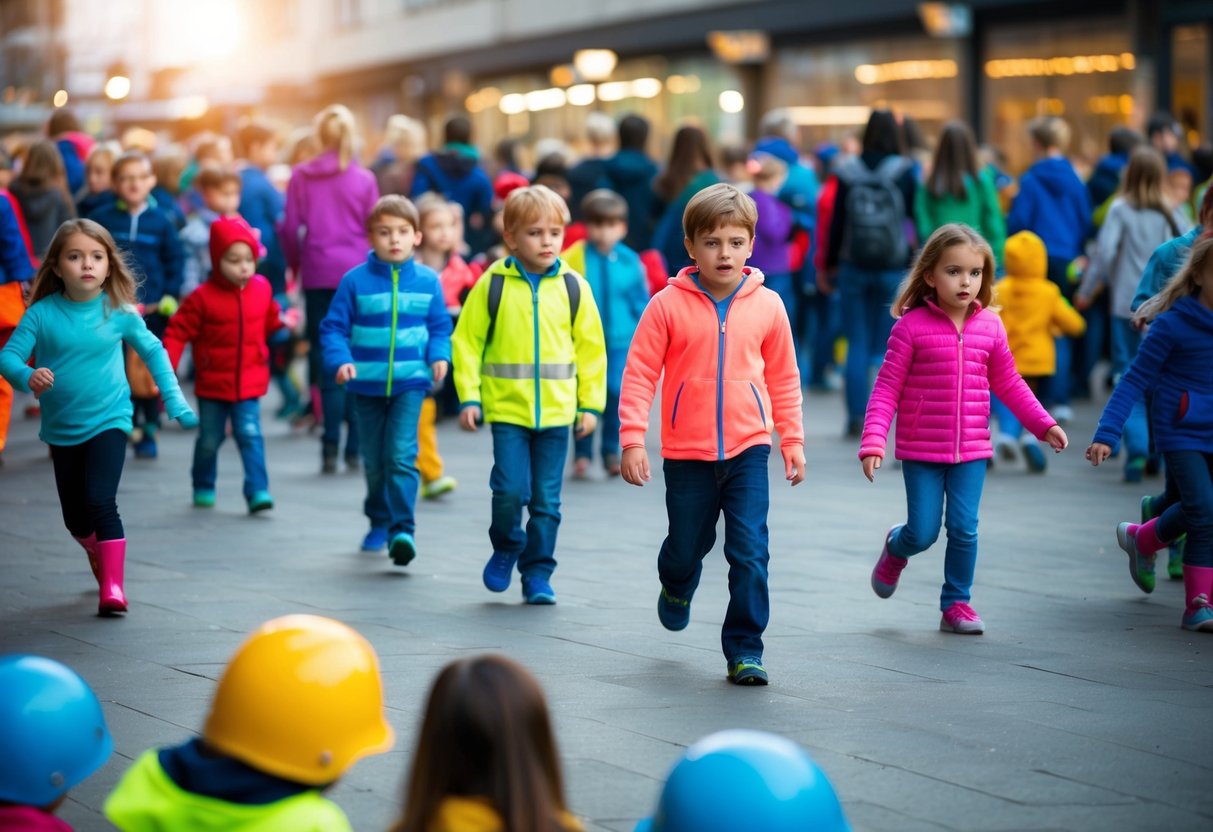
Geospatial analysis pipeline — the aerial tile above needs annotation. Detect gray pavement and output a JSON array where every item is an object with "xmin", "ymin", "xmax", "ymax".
[{"xmin": 2, "ymin": 385, "xmax": 1212, "ymax": 832}]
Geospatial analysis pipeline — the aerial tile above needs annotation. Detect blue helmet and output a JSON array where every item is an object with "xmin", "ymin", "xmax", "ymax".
[
  {"xmin": 634, "ymin": 730, "xmax": 850, "ymax": 832},
  {"xmin": 0, "ymin": 655, "xmax": 113, "ymax": 806}
]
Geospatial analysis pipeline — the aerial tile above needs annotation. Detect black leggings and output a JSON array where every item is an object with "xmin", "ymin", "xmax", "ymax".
[{"xmin": 50, "ymin": 429, "xmax": 127, "ymax": 541}]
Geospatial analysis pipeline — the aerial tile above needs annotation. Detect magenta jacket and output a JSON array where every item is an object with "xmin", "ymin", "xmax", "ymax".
[
  {"xmin": 859, "ymin": 301, "xmax": 1055, "ymax": 463},
  {"xmin": 279, "ymin": 150, "xmax": 379, "ymax": 290}
]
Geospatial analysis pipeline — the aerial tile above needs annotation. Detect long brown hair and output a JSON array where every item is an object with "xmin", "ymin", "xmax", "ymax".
[
  {"xmin": 1120, "ymin": 146, "xmax": 1170, "ymax": 216},
  {"xmin": 1135, "ymin": 231, "xmax": 1213, "ymax": 324},
  {"xmin": 654, "ymin": 125, "xmax": 714, "ymax": 203},
  {"xmin": 28, "ymin": 219, "xmax": 140, "ymax": 308},
  {"xmin": 891, "ymin": 223, "xmax": 995, "ymax": 318},
  {"xmin": 392, "ymin": 655, "xmax": 574, "ymax": 832},
  {"xmin": 927, "ymin": 121, "xmax": 980, "ymax": 200}
]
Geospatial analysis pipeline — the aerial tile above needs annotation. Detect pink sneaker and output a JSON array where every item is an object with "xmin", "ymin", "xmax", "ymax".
[
  {"xmin": 940, "ymin": 602, "xmax": 984, "ymax": 634},
  {"xmin": 871, "ymin": 525, "xmax": 907, "ymax": 599}
]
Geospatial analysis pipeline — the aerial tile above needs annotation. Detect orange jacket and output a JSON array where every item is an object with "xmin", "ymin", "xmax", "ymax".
[{"xmin": 619, "ymin": 267, "xmax": 803, "ymax": 461}]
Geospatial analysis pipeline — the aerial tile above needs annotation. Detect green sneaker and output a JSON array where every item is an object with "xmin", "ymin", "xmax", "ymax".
[
  {"xmin": 1169, "ymin": 540, "xmax": 1185, "ymax": 580},
  {"xmin": 727, "ymin": 657, "xmax": 768, "ymax": 686},
  {"xmin": 193, "ymin": 489, "xmax": 216, "ymax": 508},
  {"xmin": 421, "ymin": 475, "xmax": 457, "ymax": 499},
  {"xmin": 1140, "ymin": 495, "xmax": 1156, "ymax": 523},
  {"xmin": 247, "ymin": 491, "xmax": 274, "ymax": 514}
]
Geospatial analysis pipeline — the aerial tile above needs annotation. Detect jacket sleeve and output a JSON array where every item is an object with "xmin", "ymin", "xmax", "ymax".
[
  {"xmin": 1005, "ymin": 176, "xmax": 1036, "ymax": 236},
  {"xmin": 987, "ymin": 317, "xmax": 1056, "ymax": 440},
  {"xmin": 424, "ymin": 280, "xmax": 453, "ymax": 365},
  {"xmin": 1092, "ymin": 316, "xmax": 1173, "ymax": 447},
  {"xmin": 978, "ymin": 173, "xmax": 1007, "ymax": 267},
  {"xmin": 913, "ymin": 186, "xmax": 935, "ymax": 248},
  {"xmin": 159, "ymin": 220, "xmax": 185, "ymax": 299},
  {"xmin": 1132, "ymin": 241, "xmax": 1175, "ymax": 312},
  {"xmin": 451, "ymin": 273, "xmax": 490, "ymax": 407},
  {"xmin": 617, "ymin": 296, "xmax": 669, "ymax": 449},
  {"xmin": 858, "ymin": 317, "xmax": 913, "ymax": 459},
  {"xmin": 0, "ymin": 197, "xmax": 34, "ymax": 284},
  {"xmin": 0, "ymin": 305, "xmax": 39, "ymax": 390},
  {"xmin": 408, "ymin": 159, "xmax": 433, "ymax": 199},
  {"xmin": 318, "ymin": 277, "xmax": 356, "ymax": 374},
  {"xmin": 1080, "ymin": 203, "xmax": 1123, "ymax": 302},
  {"xmin": 279, "ymin": 175, "xmax": 303, "ymax": 271},
  {"xmin": 761, "ymin": 296, "xmax": 804, "ymax": 449},
  {"xmin": 572, "ymin": 275, "xmax": 607, "ymax": 414},
  {"xmin": 826, "ymin": 176, "xmax": 849, "ymax": 269},
  {"xmin": 1050, "ymin": 289, "xmax": 1086, "ymax": 338},
  {"xmin": 123, "ymin": 310, "xmax": 191, "ymax": 419},
  {"xmin": 162, "ymin": 290, "xmax": 204, "ymax": 369}
]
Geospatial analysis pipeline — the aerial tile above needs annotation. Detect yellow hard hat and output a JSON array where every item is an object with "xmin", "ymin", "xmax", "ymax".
[{"xmin": 203, "ymin": 615, "xmax": 394, "ymax": 785}]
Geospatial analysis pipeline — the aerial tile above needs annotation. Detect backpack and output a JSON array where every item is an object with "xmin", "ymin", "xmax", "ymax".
[
  {"xmin": 838, "ymin": 155, "xmax": 912, "ymax": 270},
  {"xmin": 484, "ymin": 270, "xmax": 581, "ymax": 346}
]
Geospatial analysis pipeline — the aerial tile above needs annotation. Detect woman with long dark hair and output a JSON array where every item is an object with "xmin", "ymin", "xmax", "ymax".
[
  {"xmin": 651, "ymin": 125, "xmax": 719, "ymax": 272},
  {"xmin": 915, "ymin": 120, "xmax": 1005, "ymax": 266}
]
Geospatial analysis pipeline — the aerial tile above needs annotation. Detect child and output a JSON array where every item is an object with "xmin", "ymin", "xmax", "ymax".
[
  {"xmin": 859, "ymin": 223, "xmax": 1067, "ymax": 635},
  {"xmin": 76, "ymin": 143, "xmax": 118, "ymax": 218},
  {"xmin": 1086, "ymin": 232, "xmax": 1213, "ymax": 631},
  {"xmin": 0, "ymin": 191, "xmax": 35, "ymax": 467},
  {"xmin": 320, "ymin": 195, "xmax": 452, "ymax": 563},
  {"xmin": 0, "ymin": 654, "xmax": 113, "ymax": 831},
  {"xmin": 390, "ymin": 655, "xmax": 583, "ymax": 832},
  {"xmin": 563, "ymin": 189, "xmax": 649, "ymax": 478},
  {"xmin": 452, "ymin": 185, "xmax": 606, "ymax": 604},
  {"xmin": 634, "ymin": 730, "xmax": 851, "ymax": 832},
  {"xmin": 0, "ymin": 220, "xmax": 196, "ymax": 614},
  {"xmin": 992, "ymin": 230, "xmax": 1085, "ymax": 471},
  {"xmin": 748, "ymin": 153, "xmax": 796, "ymax": 338},
  {"xmin": 90, "ymin": 151, "xmax": 186, "ymax": 459},
  {"xmin": 10, "ymin": 139, "xmax": 76, "ymax": 259},
  {"xmin": 619, "ymin": 183, "xmax": 805, "ymax": 686},
  {"xmin": 178, "ymin": 167, "xmax": 243, "ymax": 298},
  {"xmin": 163, "ymin": 217, "xmax": 284, "ymax": 513},
  {"xmin": 104, "ymin": 614, "xmax": 394, "ymax": 830}
]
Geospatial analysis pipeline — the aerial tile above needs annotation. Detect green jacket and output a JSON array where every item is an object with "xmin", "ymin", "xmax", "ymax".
[{"xmin": 914, "ymin": 170, "xmax": 1006, "ymax": 267}]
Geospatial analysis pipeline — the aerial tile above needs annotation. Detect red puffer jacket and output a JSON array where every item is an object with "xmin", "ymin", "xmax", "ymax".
[{"xmin": 164, "ymin": 274, "xmax": 283, "ymax": 402}]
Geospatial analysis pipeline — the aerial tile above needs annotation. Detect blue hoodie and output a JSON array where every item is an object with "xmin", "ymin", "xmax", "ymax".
[
  {"xmin": 1087, "ymin": 152, "xmax": 1128, "ymax": 212},
  {"xmin": 1007, "ymin": 156, "xmax": 1092, "ymax": 261},
  {"xmin": 239, "ymin": 165, "xmax": 287, "ymax": 294},
  {"xmin": 605, "ymin": 149, "xmax": 659, "ymax": 251},
  {"xmin": 410, "ymin": 145, "xmax": 493, "ymax": 252},
  {"xmin": 1132, "ymin": 226, "xmax": 1204, "ymax": 311}
]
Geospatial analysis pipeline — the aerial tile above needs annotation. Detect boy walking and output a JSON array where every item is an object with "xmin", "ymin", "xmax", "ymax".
[
  {"xmin": 320, "ymin": 195, "xmax": 452, "ymax": 565},
  {"xmin": 452, "ymin": 185, "xmax": 607, "ymax": 604},
  {"xmin": 619, "ymin": 183, "xmax": 805, "ymax": 686}
]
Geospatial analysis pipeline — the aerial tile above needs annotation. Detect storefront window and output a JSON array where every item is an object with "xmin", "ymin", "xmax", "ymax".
[{"xmin": 1173, "ymin": 23, "xmax": 1209, "ymax": 151}]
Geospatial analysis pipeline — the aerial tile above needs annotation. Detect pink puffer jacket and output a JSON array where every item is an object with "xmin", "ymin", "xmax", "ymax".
[{"xmin": 859, "ymin": 301, "xmax": 1055, "ymax": 463}]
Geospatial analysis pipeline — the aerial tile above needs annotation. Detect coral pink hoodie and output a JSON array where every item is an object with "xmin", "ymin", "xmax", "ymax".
[
  {"xmin": 860, "ymin": 301, "xmax": 1055, "ymax": 463},
  {"xmin": 619, "ymin": 267, "xmax": 803, "ymax": 461}
]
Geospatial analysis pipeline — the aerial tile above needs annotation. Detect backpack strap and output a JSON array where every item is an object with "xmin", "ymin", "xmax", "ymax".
[
  {"xmin": 564, "ymin": 272, "xmax": 581, "ymax": 325},
  {"xmin": 875, "ymin": 154, "xmax": 912, "ymax": 183},
  {"xmin": 484, "ymin": 270, "xmax": 581, "ymax": 349}
]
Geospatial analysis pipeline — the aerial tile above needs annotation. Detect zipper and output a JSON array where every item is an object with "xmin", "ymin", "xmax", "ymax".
[
  {"xmin": 386, "ymin": 265, "xmax": 399, "ymax": 396},
  {"xmin": 954, "ymin": 329, "xmax": 963, "ymax": 463},
  {"xmin": 600, "ymin": 251, "xmax": 611, "ymax": 346},
  {"xmin": 671, "ymin": 382, "xmax": 685, "ymax": 428},
  {"xmin": 750, "ymin": 382, "xmax": 766, "ymax": 429},
  {"xmin": 235, "ymin": 288, "xmax": 244, "ymax": 395},
  {"xmin": 532, "ymin": 275, "xmax": 541, "ymax": 428}
]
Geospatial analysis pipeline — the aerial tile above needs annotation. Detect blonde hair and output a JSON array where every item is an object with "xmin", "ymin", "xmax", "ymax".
[
  {"xmin": 1028, "ymin": 116, "xmax": 1070, "ymax": 152},
  {"xmin": 314, "ymin": 104, "xmax": 357, "ymax": 170},
  {"xmin": 29, "ymin": 219, "xmax": 140, "ymax": 308},
  {"xmin": 415, "ymin": 193, "xmax": 456, "ymax": 227},
  {"xmin": 1135, "ymin": 232, "xmax": 1213, "ymax": 324},
  {"xmin": 891, "ymin": 223, "xmax": 995, "ymax": 318},
  {"xmin": 1119, "ymin": 146, "xmax": 1169, "ymax": 215},
  {"xmin": 502, "ymin": 185, "xmax": 570, "ymax": 234},
  {"xmin": 383, "ymin": 115, "xmax": 427, "ymax": 162},
  {"xmin": 682, "ymin": 182, "xmax": 757, "ymax": 242}
]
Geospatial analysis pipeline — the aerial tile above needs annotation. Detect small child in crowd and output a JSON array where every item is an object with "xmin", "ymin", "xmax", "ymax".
[
  {"xmin": 104, "ymin": 615, "xmax": 394, "ymax": 830},
  {"xmin": 563, "ymin": 189, "xmax": 649, "ymax": 478},
  {"xmin": 163, "ymin": 217, "xmax": 285, "ymax": 513},
  {"xmin": 453, "ymin": 185, "xmax": 606, "ymax": 605},
  {"xmin": 1087, "ymin": 232, "xmax": 1213, "ymax": 631},
  {"xmin": 390, "ymin": 655, "xmax": 583, "ymax": 832},
  {"xmin": 991, "ymin": 230, "xmax": 1085, "ymax": 471},
  {"xmin": 90, "ymin": 151, "xmax": 186, "ymax": 459},
  {"xmin": 619, "ymin": 183, "xmax": 805, "ymax": 686},
  {"xmin": 76, "ymin": 143, "xmax": 118, "ymax": 218},
  {"xmin": 0, "ymin": 655, "xmax": 113, "ymax": 832},
  {"xmin": 179, "ymin": 167, "xmax": 244, "ymax": 297},
  {"xmin": 321, "ymin": 195, "xmax": 452, "ymax": 564},
  {"xmin": 0, "ymin": 220, "xmax": 196, "ymax": 615},
  {"xmin": 860, "ymin": 224, "xmax": 1067, "ymax": 635},
  {"xmin": 747, "ymin": 153, "xmax": 796, "ymax": 331},
  {"xmin": 0, "ymin": 191, "xmax": 35, "ymax": 467},
  {"xmin": 10, "ymin": 140, "xmax": 76, "ymax": 259}
]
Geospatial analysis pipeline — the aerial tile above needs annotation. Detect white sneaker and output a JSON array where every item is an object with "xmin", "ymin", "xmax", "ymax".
[
  {"xmin": 993, "ymin": 434, "xmax": 1018, "ymax": 463},
  {"xmin": 1051, "ymin": 405, "xmax": 1074, "ymax": 425}
]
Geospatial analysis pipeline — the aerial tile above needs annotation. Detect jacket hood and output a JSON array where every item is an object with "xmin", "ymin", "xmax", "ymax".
[
  {"xmin": 605, "ymin": 150, "xmax": 658, "ymax": 185},
  {"xmin": 426, "ymin": 149, "xmax": 480, "ymax": 180},
  {"xmin": 1004, "ymin": 230, "xmax": 1047, "ymax": 280},
  {"xmin": 754, "ymin": 136, "xmax": 799, "ymax": 165},
  {"xmin": 296, "ymin": 149, "xmax": 355, "ymax": 178},
  {"xmin": 1173, "ymin": 295, "xmax": 1213, "ymax": 334},
  {"xmin": 669, "ymin": 265, "xmax": 765, "ymax": 297},
  {"xmin": 1093, "ymin": 152, "xmax": 1129, "ymax": 178},
  {"xmin": 1029, "ymin": 156, "xmax": 1080, "ymax": 196}
]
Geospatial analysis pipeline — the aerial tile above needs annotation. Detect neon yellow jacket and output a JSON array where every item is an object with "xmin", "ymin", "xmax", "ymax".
[
  {"xmin": 452, "ymin": 257, "xmax": 606, "ymax": 429},
  {"xmin": 104, "ymin": 750, "xmax": 353, "ymax": 832}
]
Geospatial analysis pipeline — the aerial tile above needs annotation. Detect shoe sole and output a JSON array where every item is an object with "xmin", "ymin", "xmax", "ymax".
[
  {"xmin": 525, "ymin": 593, "xmax": 557, "ymax": 605},
  {"xmin": 729, "ymin": 670, "xmax": 769, "ymax": 686},
  {"xmin": 658, "ymin": 590, "xmax": 690, "ymax": 631},
  {"xmin": 1117, "ymin": 523, "xmax": 1155, "ymax": 594},
  {"xmin": 248, "ymin": 502, "xmax": 273, "ymax": 514},
  {"xmin": 939, "ymin": 619, "xmax": 984, "ymax": 634},
  {"xmin": 390, "ymin": 538, "xmax": 416, "ymax": 567},
  {"xmin": 421, "ymin": 482, "xmax": 456, "ymax": 499}
]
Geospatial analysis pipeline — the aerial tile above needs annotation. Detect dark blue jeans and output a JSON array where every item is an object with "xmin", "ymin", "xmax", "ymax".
[
  {"xmin": 192, "ymin": 398, "xmax": 269, "ymax": 498},
  {"xmin": 50, "ymin": 428, "xmax": 127, "ymax": 541},
  {"xmin": 1164, "ymin": 451, "xmax": 1213, "ymax": 568},
  {"xmin": 305, "ymin": 288, "xmax": 358, "ymax": 458},
  {"xmin": 889, "ymin": 459, "xmax": 986, "ymax": 609},
  {"xmin": 838, "ymin": 264, "xmax": 903, "ymax": 427},
  {"xmin": 351, "ymin": 390, "xmax": 424, "ymax": 538},
  {"xmin": 489, "ymin": 423, "xmax": 569, "ymax": 579},
  {"xmin": 659, "ymin": 445, "xmax": 771, "ymax": 660}
]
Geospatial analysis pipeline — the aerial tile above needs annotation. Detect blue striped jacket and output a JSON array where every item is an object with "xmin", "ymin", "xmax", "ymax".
[{"xmin": 319, "ymin": 252, "xmax": 453, "ymax": 396}]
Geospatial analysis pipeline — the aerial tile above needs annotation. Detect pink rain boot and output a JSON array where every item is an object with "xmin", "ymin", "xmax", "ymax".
[
  {"xmin": 72, "ymin": 532, "xmax": 100, "ymax": 583},
  {"xmin": 94, "ymin": 538, "xmax": 128, "ymax": 615},
  {"xmin": 1182, "ymin": 565, "xmax": 1213, "ymax": 632}
]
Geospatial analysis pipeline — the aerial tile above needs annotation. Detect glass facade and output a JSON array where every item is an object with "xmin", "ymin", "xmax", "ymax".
[{"xmin": 1173, "ymin": 23, "xmax": 1208, "ymax": 149}]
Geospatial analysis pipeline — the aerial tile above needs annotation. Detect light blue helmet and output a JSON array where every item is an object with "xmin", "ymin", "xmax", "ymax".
[
  {"xmin": 634, "ymin": 730, "xmax": 850, "ymax": 832},
  {"xmin": 0, "ymin": 655, "xmax": 113, "ymax": 806}
]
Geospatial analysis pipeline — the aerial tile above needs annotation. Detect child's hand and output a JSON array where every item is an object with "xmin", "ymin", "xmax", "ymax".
[
  {"xmin": 575, "ymin": 411, "xmax": 598, "ymax": 439},
  {"xmin": 621, "ymin": 446, "xmax": 650, "ymax": 486},
  {"xmin": 282, "ymin": 307, "xmax": 302, "ymax": 330},
  {"xmin": 861, "ymin": 455, "xmax": 882, "ymax": 482},
  {"xmin": 1085, "ymin": 442, "xmax": 1112, "ymax": 466},
  {"xmin": 335, "ymin": 364, "xmax": 357, "ymax": 385},
  {"xmin": 28, "ymin": 367, "xmax": 54, "ymax": 398},
  {"xmin": 431, "ymin": 360, "xmax": 449, "ymax": 387},
  {"xmin": 1073, "ymin": 294, "xmax": 1091, "ymax": 312},
  {"xmin": 176, "ymin": 409, "xmax": 199, "ymax": 429},
  {"xmin": 459, "ymin": 405, "xmax": 482, "ymax": 432},
  {"xmin": 1044, "ymin": 424, "xmax": 1068, "ymax": 452},
  {"xmin": 782, "ymin": 445, "xmax": 806, "ymax": 486}
]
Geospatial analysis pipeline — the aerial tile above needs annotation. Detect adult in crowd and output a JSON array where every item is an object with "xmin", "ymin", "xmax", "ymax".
[
  {"xmin": 567, "ymin": 112, "xmax": 617, "ymax": 221},
  {"xmin": 651, "ymin": 125, "xmax": 719, "ymax": 273},
  {"xmin": 914, "ymin": 120, "xmax": 1005, "ymax": 267},
  {"xmin": 370, "ymin": 114, "xmax": 428, "ymax": 197},
  {"xmin": 606, "ymin": 114, "xmax": 660, "ymax": 251},
  {"xmin": 410, "ymin": 115, "xmax": 494, "ymax": 255}
]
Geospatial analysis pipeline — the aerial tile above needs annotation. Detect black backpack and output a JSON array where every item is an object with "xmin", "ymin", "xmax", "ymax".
[
  {"xmin": 483, "ymin": 271, "xmax": 581, "ymax": 347},
  {"xmin": 839, "ymin": 155, "xmax": 913, "ymax": 270}
]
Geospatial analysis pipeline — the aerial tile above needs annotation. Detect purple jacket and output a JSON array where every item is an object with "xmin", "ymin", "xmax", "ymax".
[
  {"xmin": 748, "ymin": 189, "xmax": 793, "ymax": 277},
  {"xmin": 279, "ymin": 150, "xmax": 379, "ymax": 290},
  {"xmin": 860, "ymin": 301, "xmax": 1055, "ymax": 464}
]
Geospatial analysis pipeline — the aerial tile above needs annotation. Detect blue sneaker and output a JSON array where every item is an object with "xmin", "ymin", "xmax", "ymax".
[
  {"xmin": 361, "ymin": 527, "xmax": 389, "ymax": 551},
  {"xmin": 1021, "ymin": 438, "xmax": 1047, "ymax": 473},
  {"xmin": 389, "ymin": 533, "xmax": 416, "ymax": 566},
  {"xmin": 193, "ymin": 489, "xmax": 216, "ymax": 508},
  {"xmin": 483, "ymin": 551, "xmax": 518, "ymax": 592},
  {"xmin": 657, "ymin": 586, "xmax": 691, "ymax": 631},
  {"xmin": 247, "ymin": 491, "xmax": 274, "ymax": 513},
  {"xmin": 727, "ymin": 657, "xmax": 769, "ymax": 686},
  {"xmin": 522, "ymin": 576, "xmax": 556, "ymax": 605},
  {"xmin": 133, "ymin": 435, "xmax": 158, "ymax": 459}
]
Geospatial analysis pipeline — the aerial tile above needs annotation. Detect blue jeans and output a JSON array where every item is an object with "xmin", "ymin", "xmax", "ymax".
[
  {"xmin": 889, "ymin": 459, "xmax": 986, "ymax": 609},
  {"xmin": 839, "ymin": 264, "xmax": 903, "ymax": 427},
  {"xmin": 351, "ymin": 390, "xmax": 424, "ymax": 537},
  {"xmin": 1109, "ymin": 317, "xmax": 1149, "ymax": 461},
  {"xmin": 192, "ymin": 398, "xmax": 269, "ymax": 499},
  {"xmin": 305, "ymin": 288, "xmax": 358, "ymax": 457},
  {"xmin": 573, "ymin": 389, "xmax": 621, "ymax": 463},
  {"xmin": 658, "ymin": 445, "xmax": 771, "ymax": 660},
  {"xmin": 803, "ymin": 290, "xmax": 840, "ymax": 388},
  {"xmin": 1164, "ymin": 451, "xmax": 1213, "ymax": 568},
  {"xmin": 489, "ymin": 423, "xmax": 570, "ymax": 579}
]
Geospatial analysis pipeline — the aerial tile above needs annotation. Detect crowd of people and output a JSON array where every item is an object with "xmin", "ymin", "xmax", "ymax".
[{"xmin": 1, "ymin": 99, "xmax": 1212, "ymax": 829}]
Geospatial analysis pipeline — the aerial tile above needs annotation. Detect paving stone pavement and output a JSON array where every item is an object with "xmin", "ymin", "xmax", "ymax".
[{"xmin": 2, "ymin": 385, "xmax": 1212, "ymax": 831}]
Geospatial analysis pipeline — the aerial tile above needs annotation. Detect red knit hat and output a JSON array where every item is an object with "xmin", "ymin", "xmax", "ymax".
[{"xmin": 209, "ymin": 216, "xmax": 263, "ymax": 274}]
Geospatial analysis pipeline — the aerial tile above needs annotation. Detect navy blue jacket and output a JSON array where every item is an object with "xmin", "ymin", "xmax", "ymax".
[
  {"xmin": 0, "ymin": 195, "xmax": 34, "ymax": 286},
  {"xmin": 239, "ymin": 165, "xmax": 287, "ymax": 295},
  {"xmin": 90, "ymin": 201, "xmax": 185, "ymax": 305},
  {"xmin": 1007, "ymin": 157, "xmax": 1092, "ymax": 261},
  {"xmin": 605, "ymin": 149, "xmax": 659, "ymax": 251}
]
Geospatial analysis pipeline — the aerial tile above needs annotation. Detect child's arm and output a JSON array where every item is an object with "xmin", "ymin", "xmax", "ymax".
[
  {"xmin": 424, "ymin": 278, "xmax": 454, "ymax": 384},
  {"xmin": 159, "ymin": 221, "xmax": 185, "ymax": 306},
  {"xmin": 1087, "ymin": 316, "xmax": 1175, "ymax": 463},
  {"xmin": 161, "ymin": 291, "xmax": 205, "ymax": 370},
  {"xmin": 123, "ymin": 311, "xmax": 196, "ymax": 426},
  {"xmin": 858, "ymin": 320, "xmax": 914, "ymax": 478},
  {"xmin": 761, "ymin": 299, "xmax": 805, "ymax": 485},
  {"xmin": 1050, "ymin": 289, "xmax": 1086, "ymax": 338},
  {"xmin": 1076, "ymin": 204, "xmax": 1122, "ymax": 307},
  {"xmin": 0, "ymin": 306, "xmax": 40, "ymax": 391},
  {"xmin": 451, "ymin": 274, "xmax": 492, "ymax": 429},
  {"xmin": 264, "ymin": 290, "xmax": 286, "ymax": 340},
  {"xmin": 318, "ymin": 277, "xmax": 357, "ymax": 383},
  {"xmin": 987, "ymin": 319, "xmax": 1064, "ymax": 450},
  {"xmin": 0, "ymin": 197, "xmax": 34, "ymax": 285},
  {"xmin": 1005, "ymin": 175, "xmax": 1036, "ymax": 236},
  {"xmin": 571, "ymin": 276, "xmax": 607, "ymax": 432},
  {"xmin": 618, "ymin": 299, "xmax": 670, "ymax": 486}
]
